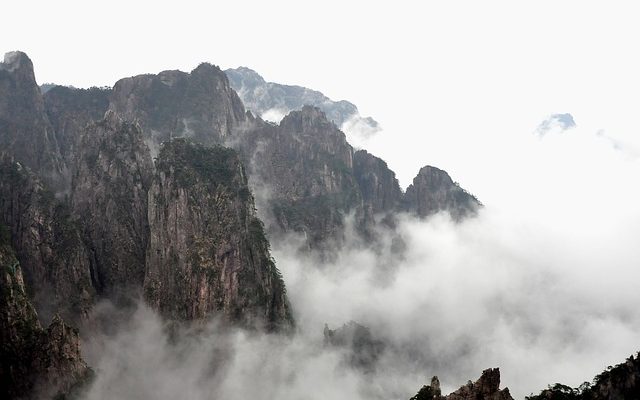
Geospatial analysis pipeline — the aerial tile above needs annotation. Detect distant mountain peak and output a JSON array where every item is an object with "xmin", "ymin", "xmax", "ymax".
[{"xmin": 225, "ymin": 66, "xmax": 381, "ymax": 140}]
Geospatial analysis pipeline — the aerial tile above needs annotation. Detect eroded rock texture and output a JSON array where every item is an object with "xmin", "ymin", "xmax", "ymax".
[
  {"xmin": 404, "ymin": 165, "xmax": 480, "ymax": 221},
  {"xmin": 144, "ymin": 139, "xmax": 293, "ymax": 331},
  {"xmin": 71, "ymin": 111, "xmax": 153, "ymax": 295},
  {"xmin": 0, "ymin": 155, "xmax": 94, "ymax": 323},
  {"xmin": 0, "ymin": 239, "xmax": 90, "ymax": 399}
]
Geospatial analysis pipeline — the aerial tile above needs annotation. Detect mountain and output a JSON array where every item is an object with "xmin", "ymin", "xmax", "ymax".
[
  {"xmin": 0, "ymin": 154, "xmax": 95, "ymax": 324},
  {"xmin": 71, "ymin": 111, "xmax": 153, "ymax": 296},
  {"xmin": 0, "ymin": 51, "xmax": 67, "ymax": 191},
  {"xmin": 0, "ymin": 51, "xmax": 487, "ymax": 398},
  {"xmin": 144, "ymin": 139, "xmax": 293, "ymax": 330},
  {"xmin": 225, "ymin": 66, "xmax": 380, "ymax": 137},
  {"xmin": 0, "ymin": 235, "xmax": 90, "ymax": 399},
  {"xmin": 44, "ymin": 85, "xmax": 111, "ymax": 168},
  {"xmin": 403, "ymin": 166, "xmax": 480, "ymax": 221},
  {"xmin": 0, "ymin": 52, "xmax": 294, "ymax": 331},
  {"xmin": 106, "ymin": 62, "xmax": 478, "ymax": 250},
  {"xmin": 109, "ymin": 63, "xmax": 246, "ymax": 152}
]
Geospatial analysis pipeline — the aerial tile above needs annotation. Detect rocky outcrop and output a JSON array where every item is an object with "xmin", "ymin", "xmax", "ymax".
[
  {"xmin": 0, "ymin": 240, "xmax": 90, "ymax": 399},
  {"xmin": 0, "ymin": 51, "xmax": 66, "ymax": 190},
  {"xmin": 109, "ymin": 63, "xmax": 246, "ymax": 152},
  {"xmin": 353, "ymin": 149, "xmax": 403, "ymax": 215},
  {"xmin": 71, "ymin": 111, "xmax": 153, "ymax": 295},
  {"xmin": 323, "ymin": 321, "xmax": 386, "ymax": 372},
  {"xmin": 411, "ymin": 368, "xmax": 513, "ymax": 400},
  {"xmin": 527, "ymin": 352, "xmax": 640, "ymax": 400},
  {"xmin": 144, "ymin": 139, "xmax": 293, "ymax": 331},
  {"xmin": 44, "ymin": 85, "xmax": 111, "ymax": 167},
  {"xmin": 404, "ymin": 166, "xmax": 480, "ymax": 221},
  {"xmin": 240, "ymin": 106, "xmax": 363, "ymax": 249},
  {"xmin": 225, "ymin": 66, "xmax": 380, "ymax": 137},
  {"xmin": 0, "ymin": 155, "xmax": 94, "ymax": 323}
]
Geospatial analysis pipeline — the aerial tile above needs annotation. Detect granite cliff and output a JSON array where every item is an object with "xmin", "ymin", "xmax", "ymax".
[
  {"xmin": 0, "ymin": 236, "xmax": 90, "ymax": 399},
  {"xmin": 71, "ymin": 111, "xmax": 153, "ymax": 295},
  {"xmin": 144, "ymin": 139, "xmax": 293, "ymax": 330}
]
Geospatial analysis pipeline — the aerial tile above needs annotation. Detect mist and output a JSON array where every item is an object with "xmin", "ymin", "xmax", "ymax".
[{"xmin": 78, "ymin": 123, "xmax": 640, "ymax": 400}]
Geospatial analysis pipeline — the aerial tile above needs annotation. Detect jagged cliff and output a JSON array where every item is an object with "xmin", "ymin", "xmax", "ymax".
[
  {"xmin": 239, "ymin": 106, "xmax": 363, "ymax": 248},
  {"xmin": 0, "ymin": 51, "xmax": 66, "ymax": 190},
  {"xmin": 109, "ymin": 63, "xmax": 246, "ymax": 150},
  {"xmin": 0, "ymin": 155, "xmax": 94, "ymax": 323},
  {"xmin": 0, "ymin": 237, "xmax": 90, "ymax": 399},
  {"xmin": 44, "ymin": 85, "xmax": 111, "ymax": 168},
  {"xmin": 144, "ymin": 139, "xmax": 293, "ymax": 330},
  {"xmin": 404, "ymin": 165, "xmax": 480, "ymax": 220},
  {"xmin": 104, "ymin": 59, "xmax": 481, "ymax": 249},
  {"xmin": 71, "ymin": 111, "xmax": 153, "ymax": 295},
  {"xmin": 410, "ymin": 368, "xmax": 513, "ymax": 400}
]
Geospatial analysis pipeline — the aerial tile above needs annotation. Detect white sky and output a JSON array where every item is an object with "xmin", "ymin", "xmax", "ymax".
[{"xmin": 3, "ymin": 0, "xmax": 640, "ymax": 200}]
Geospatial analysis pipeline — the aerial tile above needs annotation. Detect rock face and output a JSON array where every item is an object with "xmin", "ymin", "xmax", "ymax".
[
  {"xmin": 353, "ymin": 149, "xmax": 403, "ymax": 215},
  {"xmin": 144, "ymin": 139, "xmax": 293, "ymax": 331},
  {"xmin": 0, "ymin": 51, "xmax": 66, "ymax": 190},
  {"xmin": 527, "ymin": 352, "xmax": 640, "ymax": 400},
  {"xmin": 0, "ymin": 155, "xmax": 94, "ymax": 323},
  {"xmin": 44, "ymin": 85, "xmax": 111, "ymax": 168},
  {"xmin": 0, "ymin": 239, "xmax": 90, "ymax": 399},
  {"xmin": 225, "ymin": 66, "xmax": 380, "ymax": 137},
  {"xmin": 71, "ymin": 111, "xmax": 153, "ymax": 295},
  {"xmin": 410, "ymin": 368, "xmax": 513, "ymax": 400},
  {"xmin": 241, "ymin": 106, "xmax": 363, "ymax": 248},
  {"xmin": 107, "ymin": 61, "xmax": 482, "ymax": 250},
  {"xmin": 109, "ymin": 64, "xmax": 246, "ymax": 152},
  {"xmin": 404, "ymin": 166, "xmax": 480, "ymax": 220}
]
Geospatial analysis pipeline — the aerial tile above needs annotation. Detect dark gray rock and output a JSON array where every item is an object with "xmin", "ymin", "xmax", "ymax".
[
  {"xmin": 144, "ymin": 139, "xmax": 293, "ymax": 331},
  {"xmin": 404, "ymin": 166, "xmax": 480, "ymax": 221}
]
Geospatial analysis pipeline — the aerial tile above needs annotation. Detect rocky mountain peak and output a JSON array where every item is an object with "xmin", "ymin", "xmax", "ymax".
[
  {"xmin": 279, "ymin": 105, "xmax": 336, "ymax": 133},
  {"xmin": 0, "ymin": 51, "xmax": 42, "ymax": 113},
  {"xmin": 1, "ymin": 51, "xmax": 34, "ymax": 77},
  {"xmin": 225, "ymin": 66, "xmax": 266, "ymax": 87},
  {"xmin": 144, "ymin": 139, "xmax": 293, "ymax": 330},
  {"xmin": 414, "ymin": 165, "xmax": 455, "ymax": 187},
  {"xmin": 404, "ymin": 165, "xmax": 480, "ymax": 220}
]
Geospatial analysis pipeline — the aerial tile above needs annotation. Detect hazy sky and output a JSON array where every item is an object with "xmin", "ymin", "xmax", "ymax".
[{"xmin": 4, "ymin": 0, "xmax": 640, "ymax": 195}]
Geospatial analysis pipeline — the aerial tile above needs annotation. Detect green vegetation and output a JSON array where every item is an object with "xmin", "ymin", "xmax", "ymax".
[{"xmin": 156, "ymin": 138, "xmax": 241, "ymax": 189}]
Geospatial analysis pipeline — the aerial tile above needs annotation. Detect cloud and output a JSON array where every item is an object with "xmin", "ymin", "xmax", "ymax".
[
  {"xmin": 535, "ymin": 113, "xmax": 576, "ymax": 136},
  {"xmin": 340, "ymin": 114, "xmax": 382, "ymax": 149},
  {"xmin": 596, "ymin": 129, "xmax": 640, "ymax": 159}
]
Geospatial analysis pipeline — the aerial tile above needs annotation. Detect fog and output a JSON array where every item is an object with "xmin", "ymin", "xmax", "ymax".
[{"xmin": 79, "ymin": 124, "xmax": 640, "ymax": 399}]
